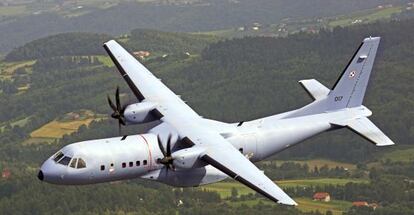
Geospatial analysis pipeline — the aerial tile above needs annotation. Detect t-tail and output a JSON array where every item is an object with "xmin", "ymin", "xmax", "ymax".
[{"xmin": 291, "ymin": 37, "xmax": 395, "ymax": 146}]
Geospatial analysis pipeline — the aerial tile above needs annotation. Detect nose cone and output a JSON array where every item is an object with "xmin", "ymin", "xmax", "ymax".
[
  {"xmin": 37, "ymin": 170, "xmax": 44, "ymax": 181},
  {"xmin": 39, "ymin": 158, "xmax": 67, "ymax": 184}
]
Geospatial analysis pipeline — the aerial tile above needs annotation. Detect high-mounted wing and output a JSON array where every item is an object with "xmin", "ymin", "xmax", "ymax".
[
  {"xmin": 103, "ymin": 40, "xmax": 200, "ymax": 120},
  {"xmin": 104, "ymin": 40, "xmax": 296, "ymax": 205}
]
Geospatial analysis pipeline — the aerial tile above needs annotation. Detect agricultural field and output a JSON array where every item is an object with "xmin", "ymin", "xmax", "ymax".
[
  {"xmin": 265, "ymin": 159, "xmax": 357, "ymax": 171},
  {"xmin": 329, "ymin": 6, "xmax": 403, "ymax": 27},
  {"xmin": 204, "ymin": 178, "xmax": 368, "ymax": 199},
  {"xmin": 295, "ymin": 197, "xmax": 352, "ymax": 215},
  {"xmin": 28, "ymin": 110, "xmax": 106, "ymax": 142},
  {"xmin": 379, "ymin": 145, "xmax": 414, "ymax": 163},
  {"xmin": 0, "ymin": 60, "xmax": 35, "ymax": 81}
]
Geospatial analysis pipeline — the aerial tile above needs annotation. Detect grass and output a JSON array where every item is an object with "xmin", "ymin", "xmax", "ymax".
[
  {"xmin": 329, "ymin": 6, "xmax": 402, "ymax": 27},
  {"xmin": 95, "ymin": 56, "xmax": 114, "ymax": 67},
  {"xmin": 269, "ymin": 159, "xmax": 357, "ymax": 171},
  {"xmin": 380, "ymin": 145, "xmax": 414, "ymax": 163},
  {"xmin": 0, "ymin": 60, "xmax": 36, "ymax": 76},
  {"xmin": 204, "ymin": 178, "xmax": 368, "ymax": 199},
  {"xmin": 295, "ymin": 197, "xmax": 352, "ymax": 215},
  {"xmin": 0, "ymin": 5, "xmax": 28, "ymax": 17},
  {"xmin": 29, "ymin": 110, "xmax": 106, "ymax": 140}
]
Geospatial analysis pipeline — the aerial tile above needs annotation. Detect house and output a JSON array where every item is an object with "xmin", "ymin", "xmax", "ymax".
[
  {"xmin": 352, "ymin": 201, "xmax": 369, "ymax": 207},
  {"xmin": 313, "ymin": 192, "xmax": 331, "ymax": 202},
  {"xmin": 2, "ymin": 168, "xmax": 11, "ymax": 179},
  {"xmin": 133, "ymin": 51, "xmax": 151, "ymax": 60}
]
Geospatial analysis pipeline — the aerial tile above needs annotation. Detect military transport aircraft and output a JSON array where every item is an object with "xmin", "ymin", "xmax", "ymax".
[{"xmin": 38, "ymin": 37, "xmax": 394, "ymax": 206}]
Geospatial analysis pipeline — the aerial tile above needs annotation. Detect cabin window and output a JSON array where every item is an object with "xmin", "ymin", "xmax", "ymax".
[
  {"xmin": 122, "ymin": 162, "xmax": 126, "ymax": 168},
  {"xmin": 129, "ymin": 162, "xmax": 133, "ymax": 167},
  {"xmin": 136, "ymin": 161, "xmax": 140, "ymax": 166},
  {"xmin": 101, "ymin": 165, "xmax": 105, "ymax": 171},
  {"xmin": 58, "ymin": 156, "xmax": 72, "ymax": 166},
  {"xmin": 70, "ymin": 158, "xmax": 77, "ymax": 168},
  {"xmin": 239, "ymin": 148, "xmax": 243, "ymax": 153},
  {"xmin": 143, "ymin": 160, "xmax": 147, "ymax": 165},
  {"xmin": 53, "ymin": 151, "xmax": 64, "ymax": 162},
  {"xmin": 77, "ymin": 158, "xmax": 86, "ymax": 169},
  {"xmin": 110, "ymin": 163, "xmax": 114, "ymax": 167}
]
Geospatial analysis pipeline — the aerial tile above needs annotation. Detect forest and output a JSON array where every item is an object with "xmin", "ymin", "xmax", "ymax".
[{"xmin": 0, "ymin": 16, "xmax": 413, "ymax": 214}]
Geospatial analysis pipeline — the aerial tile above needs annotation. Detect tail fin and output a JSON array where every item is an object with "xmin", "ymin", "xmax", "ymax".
[{"xmin": 327, "ymin": 37, "xmax": 380, "ymax": 111}]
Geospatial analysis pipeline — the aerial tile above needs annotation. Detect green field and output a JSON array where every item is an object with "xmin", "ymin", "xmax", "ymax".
[
  {"xmin": 204, "ymin": 178, "xmax": 368, "ymax": 199},
  {"xmin": 0, "ymin": 5, "xmax": 28, "ymax": 17},
  {"xmin": 380, "ymin": 145, "xmax": 414, "ymax": 163},
  {"xmin": 329, "ymin": 6, "xmax": 402, "ymax": 27},
  {"xmin": 295, "ymin": 198, "xmax": 352, "ymax": 215},
  {"xmin": 268, "ymin": 159, "xmax": 357, "ymax": 171}
]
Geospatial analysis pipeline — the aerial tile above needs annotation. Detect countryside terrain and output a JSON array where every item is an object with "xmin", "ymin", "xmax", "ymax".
[{"xmin": 0, "ymin": 7, "xmax": 413, "ymax": 215}]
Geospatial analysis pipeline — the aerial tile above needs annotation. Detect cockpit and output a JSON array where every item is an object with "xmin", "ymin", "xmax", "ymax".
[{"xmin": 52, "ymin": 151, "xmax": 86, "ymax": 169}]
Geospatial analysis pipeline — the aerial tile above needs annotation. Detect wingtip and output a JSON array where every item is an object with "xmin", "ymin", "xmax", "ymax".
[
  {"xmin": 103, "ymin": 39, "xmax": 118, "ymax": 47},
  {"xmin": 279, "ymin": 199, "xmax": 298, "ymax": 206},
  {"xmin": 363, "ymin": 36, "xmax": 380, "ymax": 42}
]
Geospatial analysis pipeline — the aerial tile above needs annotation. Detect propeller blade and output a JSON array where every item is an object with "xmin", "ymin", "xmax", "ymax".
[
  {"xmin": 107, "ymin": 96, "xmax": 117, "ymax": 112},
  {"xmin": 115, "ymin": 86, "xmax": 121, "ymax": 110},
  {"xmin": 157, "ymin": 135, "xmax": 167, "ymax": 157},
  {"xmin": 166, "ymin": 134, "xmax": 172, "ymax": 157},
  {"xmin": 118, "ymin": 122, "xmax": 122, "ymax": 136}
]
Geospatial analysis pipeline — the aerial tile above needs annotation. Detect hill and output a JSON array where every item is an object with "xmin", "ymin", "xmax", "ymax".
[
  {"xmin": 0, "ymin": 19, "xmax": 413, "ymax": 215},
  {"xmin": 0, "ymin": 0, "xmax": 410, "ymax": 52}
]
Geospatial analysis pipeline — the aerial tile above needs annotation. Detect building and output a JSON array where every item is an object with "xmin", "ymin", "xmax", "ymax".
[
  {"xmin": 2, "ymin": 169, "xmax": 11, "ymax": 179},
  {"xmin": 313, "ymin": 192, "xmax": 331, "ymax": 202},
  {"xmin": 352, "ymin": 201, "xmax": 369, "ymax": 207},
  {"xmin": 133, "ymin": 51, "xmax": 151, "ymax": 60}
]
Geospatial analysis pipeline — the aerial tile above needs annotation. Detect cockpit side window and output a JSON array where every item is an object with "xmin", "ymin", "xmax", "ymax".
[
  {"xmin": 53, "ymin": 151, "xmax": 64, "ymax": 162},
  {"xmin": 77, "ymin": 158, "xmax": 86, "ymax": 169},
  {"xmin": 58, "ymin": 156, "xmax": 72, "ymax": 166},
  {"xmin": 70, "ymin": 158, "xmax": 78, "ymax": 168}
]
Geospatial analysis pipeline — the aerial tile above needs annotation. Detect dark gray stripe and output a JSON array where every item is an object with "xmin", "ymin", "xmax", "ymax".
[
  {"xmin": 201, "ymin": 155, "xmax": 280, "ymax": 203},
  {"xmin": 103, "ymin": 44, "xmax": 145, "ymax": 101}
]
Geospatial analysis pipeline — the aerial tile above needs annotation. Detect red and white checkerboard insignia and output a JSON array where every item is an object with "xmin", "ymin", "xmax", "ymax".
[{"xmin": 349, "ymin": 70, "xmax": 356, "ymax": 78}]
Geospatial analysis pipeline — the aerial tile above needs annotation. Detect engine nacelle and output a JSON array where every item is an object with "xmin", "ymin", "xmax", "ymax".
[
  {"xmin": 123, "ymin": 102, "xmax": 158, "ymax": 124},
  {"xmin": 172, "ymin": 147, "xmax": 206, "ymax": 169}
]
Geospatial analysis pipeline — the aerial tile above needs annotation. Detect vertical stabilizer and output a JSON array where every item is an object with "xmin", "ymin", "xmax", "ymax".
[{"xmin": 327, "ymin": 37, "xmax": 380, "ymax": 110}]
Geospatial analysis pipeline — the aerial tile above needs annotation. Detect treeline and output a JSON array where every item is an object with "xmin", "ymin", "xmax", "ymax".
[{"xmin": 4, "ymin": 33, "xmax": 112, "ymax": 61}]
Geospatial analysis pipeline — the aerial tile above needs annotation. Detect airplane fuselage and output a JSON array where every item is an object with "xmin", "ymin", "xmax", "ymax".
[{"xmin": 38, "ymin": 106, "xmax": 370, "ymax": 186}]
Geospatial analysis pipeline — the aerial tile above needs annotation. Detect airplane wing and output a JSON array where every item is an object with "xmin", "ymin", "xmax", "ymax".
[{"xmin": 103, "ymin": 40, "xmax": 297, "ymax": 205}]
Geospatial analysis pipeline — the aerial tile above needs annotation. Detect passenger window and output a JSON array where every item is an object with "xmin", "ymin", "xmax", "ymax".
[
  {"xmin": 110, "ymin": 163, "xmax": 114, "ymax": 167},
  {"xmin": 129, "ymin": 162, "xmax": 133, "ymax": 167},
  {"xmin": 58, "ymin": 156, "xmax": 72, "ymax": 166},
  {"xmin": 122, "ymin": 163, "xmax": 126, "ymax": 168},
  {"xmin": 136, "ymin": 161, "xmax": 140, "ymax": 166},
  {"xmin": 77, "ymin": 158, "xmax": 86, "ymax": 169},
  {"xmin": 239, "ymin": 148, "xmax": 243, "ymax": 153},
  {"xmin": 101, "ymin": 165, "xmax": 105, "ymax": 171},
  {"xmin": 143, "ymin": 160, "xmax": 147, "ymax": 165},
  {"xmin": 70, "ymin": 158, "xmax": 77, "ymax": 168},
  {"xmin": 53, "ymin": 152, "xmax": 64, "ymax": 162}
]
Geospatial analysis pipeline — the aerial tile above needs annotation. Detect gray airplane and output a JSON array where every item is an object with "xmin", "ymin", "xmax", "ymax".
[{"xmin": 38, "ymin": 37, "xmax": 394, "ymax": 206}]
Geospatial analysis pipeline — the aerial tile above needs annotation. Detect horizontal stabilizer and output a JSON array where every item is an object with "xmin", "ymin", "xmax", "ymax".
[
  {"xmin": 299, "ymin": 79, "xmax": 330, "ymax": 100},
  {"xmin": 346, "ymin": 117, "xmax": 395, "ymax": 146}
]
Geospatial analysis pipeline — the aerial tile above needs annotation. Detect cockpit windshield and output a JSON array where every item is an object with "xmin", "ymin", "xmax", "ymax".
[
  {"xmin": 52, "ymin": 151, "xmax": 86, "ymax": 168},
  {"xmin": 53, "ymin": 151, "xmax": 64, "ymax": 162},
  {"xmin": 58, "ymin": 156, "xmax": 72, "ymax": 166}
]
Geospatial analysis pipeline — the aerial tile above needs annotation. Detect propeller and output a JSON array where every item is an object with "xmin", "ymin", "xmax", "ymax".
[
  {"xmin": 107, "ymin": 86, "xmax": 127, "ymax": 135},
  {"xmin": 157, "ymin": 134, "xmax": 175, "ymax": 171}
]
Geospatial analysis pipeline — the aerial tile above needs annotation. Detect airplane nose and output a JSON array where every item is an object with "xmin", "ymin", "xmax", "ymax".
[{"xmin": 37, "ymin": 170, "xmax": 44, "ymax": 181}]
